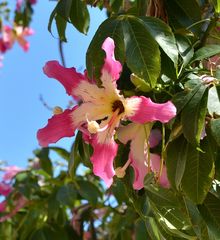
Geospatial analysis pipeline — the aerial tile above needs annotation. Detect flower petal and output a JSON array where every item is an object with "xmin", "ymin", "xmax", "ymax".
[
  {"xmin": 37, "ymin": 108, "xmax": 77, "ymax": 147},
  {"xmin": 117, "ymin": 123, "xmax": 141, "ymax": 144},
  {"xmin": 150, "ymin": 154, "xmax": 170, "ymax": 188},
  {"xmin": 101, "ymin": 37, "xmax": 122, "ymax": 82},
  {"xmin": 0, "ymin": 183, "xmax": 12, "ymax": 196},
  {"xmin": 90, "ymin": 136, "xmax": 117, "ymax": 187},
  {"xmin": 43, "ymin": 61, "xmax": 86, "ymax": 97},
  {"xmin": 129, "ymin": 96, "xmax": 176, "ymax": 123},
  {"xmin": 2, "ymin": 166, "xmax": 22, "ymax": 181},
  {"xmin": 129, "ymin": 126, "xmax": 148, "ymax": 190}
]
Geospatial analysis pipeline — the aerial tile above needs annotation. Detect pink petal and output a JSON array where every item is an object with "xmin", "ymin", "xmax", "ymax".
[
  {"xmin": 0, "ymin": 183, "xmax": 12, "ymax": 196},
  {"xmin": 101, "ymin": 37, "xmax": 122, "ymax": 81},
  {"xmin": 150, "ymin": 154, "xmax": 170, "ymax": 188},
  {"xmin": 149, "ymin": 129, "xmax": 162, "ymax": 148},
  {"xmin": 90, "ymin": 136, "xmax": 117, "ymax": 187},
  {"xmin": 129, "ymin": 96, "xmax": 176, "ymax": 124},
  {"xmin": 17, "ymin": 37, "xmax": 30, "ymax": 52},
  {"xmin": 129, "ymin": 127, "xmax": 148, "ymax": 190},
  {"xmin": 16, "ymin": 0, "xmax": 23, "ymax": 11},
  {"xmin": 131, "ymin": 154, "xmax": 148, "ymax": 190},
  {"xmin": 37, "ymin": 108, "xmax": 77, "ymax": 147},
  {"xmin": 2, "ymin": 166, "xmax": 22, "ymax": 181},
  {"xmin": 43, "ymin": 61, "xmax": 86, "ymax": 97}
]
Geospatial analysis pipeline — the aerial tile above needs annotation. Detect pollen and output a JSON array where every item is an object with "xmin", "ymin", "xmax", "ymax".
[
  {"xmin": 53, "ymin": 106, "xmax": 63, "ymax": 115},
  {"xmin": 112, "ymin": 100, "xmax": 125, "ymax": 114}
]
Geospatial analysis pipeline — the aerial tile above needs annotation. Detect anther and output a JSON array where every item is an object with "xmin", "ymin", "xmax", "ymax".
[{"xmin": 53, "ymin": 106, "xmax": 63, "ymax": 115}]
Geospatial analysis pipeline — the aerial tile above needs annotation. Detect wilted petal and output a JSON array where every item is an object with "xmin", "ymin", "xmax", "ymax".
[
  {"xmin": 150, "ymin": 154, "xmax": 170, "ymax": 188},
  {"xmin": 90, "ymin": 136, "xmax": 118, "ymax": 187},
  {"xmin": 37, "ymin": 108, "xmax": 77, "ymax": 147},
  {"xmin": 43, "ymin": 61, "xmax": 86, "ymax": 97},
  {"xmin": 101, "ymin": 37, "xmax": 122, "ymax": 82},
  {"xmin": 129, "ymin": 96, "xmax": 176, "ymax": 123}
]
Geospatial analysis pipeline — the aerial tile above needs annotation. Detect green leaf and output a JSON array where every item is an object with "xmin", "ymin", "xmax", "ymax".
[
  {"xmin": 69, "ymin": 0, "xmax": 90, "ymax": 34},
  {"xmin": 121, "ymin": 15, "xmax": 160, "ymax": 87},
  {"xmin": 208, "ymin": 86, "xmax": 220, "ymax": 116},
  {"xmin": 68, "ymin": 133, "xmax": 81, "ymax": 178},
  {"xmin": 181, "ymin": 138, "xmax": 215, "ymax": 204},
  {"xmin": 130, "ymin": 73, "xmax": 152, "ymax": 92},
  {"xmin": 55, "ymin": 15, "xmax": 67, "ymax": 42},
  {"xmin": 48, "ymin": 0, "xmax": 72, "ymax": 37},
  {"xmin": 77, "ymin": 180, "xmax": 102, "ymax": 205},
  {"xmin": 211, "ymin": 0, "xmax": 220, "ymax": 13},
  {"xmin": 145, "ymin": 185, "xmax": 191, "ymax": 230},
  {"xmin": 166, "ymin": 136, "xmax": 187, "ymax": 189},
  {"xmin": 86, "ymin": 17, "xmax": 124, "ymax": 82},
  {"xmin": 172, "ymin": 80, "xmax": 201, "ymax": 114},
  {"xmin": 165, "ymin": 0, "xmax": 201, "ymax": 30},
  {"xmin": 56, "ymin": 184, "xmax": 77, "ymax": 206},
  {"xmin": 34, "ymin": 148, "xmax": 53, "ymax": 176},
  {"xmin": 140, "ymin": 16, "xmax": 178, "ymax": 65},
  {"xmin": 181, "ymin": 84, "xmax": 208, "ymax": 145},
  {"xmin": 49, "ymin": 146, "xmax": 70, "ymax": 161},
  {"xmin": 30, "ymin": 226, "xmax": 69, "ymax": 240},
  {"xmin": 145, "ymin": 218, "xmax": 162, "ymax": 240},
  {"xmin": 175, "ymin": 34, "xmax": 194, "ymax": 67},
  {"xmin": 184, "ymin": 197, "xmax": 210, "ymax": 240},
  {"xmin": 210, "ymin": 119, "xmax": 220, "ymax": 146},
  {"xmin": 198, "ymin": 192, "xmax": 220, "ymax": 238},
  {"xmin": 135, "ymin": 219, "xmax": 151, "ymax": 240},
  {"xmin": 192, "ymin": 45, "xmax": 220, "ymax": 62}
]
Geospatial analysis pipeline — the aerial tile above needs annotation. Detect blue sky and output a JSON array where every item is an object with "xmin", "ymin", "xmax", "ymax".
[{"xmin": 0, "ymin": 1, "xmax": 106, "ymax": 167}]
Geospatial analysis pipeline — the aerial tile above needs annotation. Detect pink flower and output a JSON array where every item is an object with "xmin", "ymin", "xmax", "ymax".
[
  {"xmin": 37, "ymin": 37, "xmax": 176, "ymax": 187},
  {"xmin": 117, "ymin": 124, "xmax": 172, "ymax": 189},
  {"xmin": 0, "ymin": 182, "xmax": 12, "ymax": 196},
  {"xmin": 0, "ymin": 25, "xmax": 33, "ymax": 53},
  {"xmin": 2, "ymin": 165, "xmax": 22, "ymax": 181}
]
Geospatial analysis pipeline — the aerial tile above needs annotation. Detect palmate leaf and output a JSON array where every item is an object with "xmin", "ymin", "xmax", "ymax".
[
  {"xmin": 87, "ymin": 14, "xmax": 178, "ymax": 86},
  {"xmin": 121, "ymin": 15, "xmax": 160, "ymax": 87},
  {"xmin": 139, "ymin": 16, "xmax": 178, "ymax": 65}
]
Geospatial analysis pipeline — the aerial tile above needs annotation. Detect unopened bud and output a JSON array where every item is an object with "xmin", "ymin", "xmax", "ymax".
[
  {"xmin": 115, "ymin": 167, "xmax": 126, "ymax": 178},
  {"xmin": 53, "ymin": 106, "xmax": 63, "ymax": 115}
]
